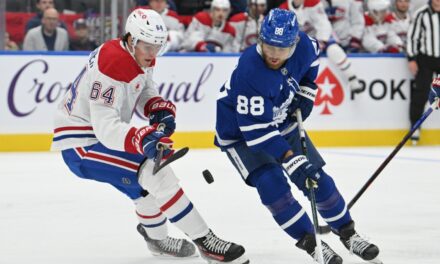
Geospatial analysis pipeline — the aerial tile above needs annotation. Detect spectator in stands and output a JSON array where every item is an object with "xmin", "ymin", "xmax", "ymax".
[
  {"xmin": 182, "ymin": 0, "xmax": 239, "ymax": 52},
  {"xmin": 147, "ymin": 0, "xmax": 185, "ymax": 51},
  {"xmin": 391, "ymin": 0, "xmax": 411, "ymax": 46},
  {"xmin": 5, "ymin": 32, "xmax": 19, "ymax": 51},
  {"xmin": 229, "ymin": 0, "xmax": 267, "ymax": 51},
  {"xmin": 69, "ymin": 18, "xmax": 98, "ymax": 51},
  {"xmin": 362, "ymin": 0, "xmax": 403, "ymax": 53},
  {"xmin": 23, "ymin": 8, "xmax": 69, "ymax": 51},
  {"xmin": 25, "ymin": 0, "xmax": 66, "ymax": 33},
  {"xmin": 322, "ymin": 0, "xmax": 365, "ymax": 53},
  {"xmin": 279, "ymin": 0, "xmax": 364, "ymax": 92}
]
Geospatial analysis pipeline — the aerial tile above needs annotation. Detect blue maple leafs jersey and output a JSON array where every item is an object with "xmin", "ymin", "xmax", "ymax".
[{"xmin": 215, "ymin": 31, "xmax": 320, "ymax": 160}]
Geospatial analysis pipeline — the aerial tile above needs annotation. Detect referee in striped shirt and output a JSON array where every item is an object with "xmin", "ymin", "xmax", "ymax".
[{"xmin": 407, "ymin": 0, "xmax": 440, "ymax": 144}]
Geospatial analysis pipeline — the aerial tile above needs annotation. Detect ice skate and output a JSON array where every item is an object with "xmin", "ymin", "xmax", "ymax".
[
  {"xmin": 339, "ymin": 221, "xmax": 382, "ymax": 264},
  {"xmin": 296, "ymin": 233, "xmax": 343, "ymax": 264},
  {"xmin": 137, "ymin": 224, "xmax": 197, "ymax": 258},
  {"xmin": 193, "ymin": 229, "xmax": 249, "ymax": 264}
]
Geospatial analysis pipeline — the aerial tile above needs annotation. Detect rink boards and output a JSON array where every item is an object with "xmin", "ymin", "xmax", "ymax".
[{"xmin": 0, "ymin": 51, "xmax": 439, "ymax": 151}]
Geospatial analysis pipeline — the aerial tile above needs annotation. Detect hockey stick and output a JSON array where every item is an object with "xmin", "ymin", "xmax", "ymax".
[
  {"xmin": 317, "ymin": 100, "xmax": 439, "ymax": 234},
  {"xmin": 153, "ymin": 147, "xmax": 189, "ymax": 175},
  {"xmin": 153, "ymin": 123, "xmax": 166, "ymax": 174},
  {"xmin": 296, "ymin": 109, "xmax": 324, "ymax": 264}
]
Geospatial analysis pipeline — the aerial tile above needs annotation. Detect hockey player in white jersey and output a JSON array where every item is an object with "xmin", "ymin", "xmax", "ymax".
[
  {"xmin": 362, "ymin": 0, "xmax": 404, "ymax": 53},
  {"xmin": 51, "ymin": 8, "xmax": 249, "ymax": 264},
  {"xmin": 322, "ymin": 0, "xmax": 365, "ymax": 52},
  {"xmin": 146, "ymin": 0, "xmax": 186, "ymax": 52},
  {"xmin": 390, "ymin": 0, "xmax": 411, "ymax": 46},
  {"xmin": 280, "ymin": 0, "xmax": 365, "ymax": 92},
  {"xmin": 229, "ymin": 0, "xmax": 267, "ymax": 51},
  {"xmin": 216, "ymin": 8, "xmax": 381, "ymax": 264},
  {"xmin": 182, "ymin": 0, "xmax": 239, "ymax": 52}
]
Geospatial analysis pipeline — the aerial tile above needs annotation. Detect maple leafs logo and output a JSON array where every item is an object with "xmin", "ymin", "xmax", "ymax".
[{"xmin": 315, "ymin": 67, "xmax": 344, "ymax": 115}]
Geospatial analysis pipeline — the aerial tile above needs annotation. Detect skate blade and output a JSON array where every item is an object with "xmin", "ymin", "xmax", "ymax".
[
  {"xmin": 205, "ymin": 254, "xmax": 249, "ymax": 264},
  {"xmin": 367, "ymin": 257, "xmax": 383, "ymax": 264},
  {"xmin": 151, "ymin": 251, "xmax": 199, "ymax": 258}
]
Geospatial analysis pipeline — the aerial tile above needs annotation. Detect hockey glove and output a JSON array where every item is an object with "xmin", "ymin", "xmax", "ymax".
[
  {"xmin": 289, "ymin": 86, "xmax": 316, "ymax": 122},
  {"xmin": 282, "ymin": 154, "xmax": 320, "ymax": 192},
  {"xmin": 133, "ymin": 125, "xmax": 174, "ymax": 160},
  {"xmin": 429, "ymin": 77, "xmax": 440, "ymax": 108},
  {"xmin": 144, "ymin": 97, "xmax": 176, "ymax": 136},
  {"xmin": 347, "ymin": 37, "xmax": 362, "ymax": 53}
]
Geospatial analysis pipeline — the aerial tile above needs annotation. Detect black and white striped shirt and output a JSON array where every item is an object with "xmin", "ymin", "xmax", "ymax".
[{"xmin": 407, "ymin": 4, "xmax": 440, "ymax": 59}]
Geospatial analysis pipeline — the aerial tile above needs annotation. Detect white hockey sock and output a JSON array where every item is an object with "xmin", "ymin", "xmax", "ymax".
[
  {"xmin": 155, "ymin": 186, "xmax": 209, "ymax": 240},
  {"xmin": 135, "ymin": 195, "xmax": 168, "ymax": 240}
]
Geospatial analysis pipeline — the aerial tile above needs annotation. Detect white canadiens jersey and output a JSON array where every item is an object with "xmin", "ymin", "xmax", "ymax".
[
  {"xmin": 51, "ymin": 39, "xmax": 158, "ymax": 153},
  {"xmin": 390, "ymin": 12, "xmax": 411, "ymax": 46},
  {"xmin": 229, "ymin": 12, "xmax": 262, "ymax": 51},
  {"xmin": 182, "ymin": 11, "xmax": 238, "ymax": 52},
  {"xmin": 322, "ymin": 0, "xmax": 365, "ymax": 47},
  {"xmin": 362, "ymin": 13, "xmax": 403, "ymax": 52},
  {"xmin": 159, "ymin": 8, "xmax": 185, "ymax": 51},
  {"xmin": 280, "ymin": 0, "xmax": 333, "ymax": 42}
]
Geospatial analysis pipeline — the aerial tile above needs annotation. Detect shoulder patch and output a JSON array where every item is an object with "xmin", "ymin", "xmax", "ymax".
[
  {"xmin": 304, "ymin": 0, "xmax": 321, "ymax": 8},
  {"xmin": 194, "ymin": 12, "xmax": 212, "ymax": 27},
  {"xmin": 384, "ymin": 13, "xmax": 395, "ymax": 23},
  {"xmin": 229, "ymin": 12, "xmax": 248, "ymax": 23},
  {"xmin": 364, "ymin": 13, "xmax": 374, "ymax": 26},
  {"xmin": 98, "ymin": 40, "xmax": 144, "ymax": 83},
  {"xmin": 223, "ymin": 22, "xmax": 236, "ymax": 37},
  {"xmin": 279, "ymin": 2, "xmax": 288, "ymax": 9}
]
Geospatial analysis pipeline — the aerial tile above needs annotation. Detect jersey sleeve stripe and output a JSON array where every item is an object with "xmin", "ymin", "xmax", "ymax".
[
  {"xmin": 311, "ymin": 59, "xmax": 320, "ymax": 67},
  {"xmin": 239, "ymin": 121, "xmax": 275, "ymax": 131},
  {"xmin": 215, "ymin": 133, "xmax": 239, "ymax": 146},
  {"xmin": 246, "ymin": 130, "xmax": 280, "ymax": 146}
]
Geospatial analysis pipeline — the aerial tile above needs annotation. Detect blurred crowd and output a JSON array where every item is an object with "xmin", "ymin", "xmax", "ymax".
[{"xmin": 2, "ymin": 0, "xmax": 432, "ymax": 53}]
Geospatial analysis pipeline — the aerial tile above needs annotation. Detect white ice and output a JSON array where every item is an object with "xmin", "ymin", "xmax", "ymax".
[{"xmin": 1, "ymin": 146, "xmax": 440, "ymax": 264}]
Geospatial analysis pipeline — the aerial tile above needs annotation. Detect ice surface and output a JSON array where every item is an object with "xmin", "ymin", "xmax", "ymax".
[{"xmin": 1, "ymin": 147, "xmax": 440, "ymax": 264}]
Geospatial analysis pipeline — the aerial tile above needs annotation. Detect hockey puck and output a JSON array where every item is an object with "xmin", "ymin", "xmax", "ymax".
[{"xmin": 202, "ymin": 169, "xmax": 214, "ymax": 184}]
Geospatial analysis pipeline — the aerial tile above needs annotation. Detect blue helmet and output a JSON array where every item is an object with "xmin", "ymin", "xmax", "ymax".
[{"xmin": 259, "ymin": 8, "xmax": 299, "ymax": 48}]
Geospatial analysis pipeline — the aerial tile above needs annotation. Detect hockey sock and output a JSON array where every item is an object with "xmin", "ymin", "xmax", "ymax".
[
  {"xmin": 135, "ymin": 195, "xmax": 168, "ymax": 240},
  {"xmin": 314, "ymin": 169, "xmax": 352, "ymax": 231},
  {"xmin": 155, "ymin": 184, "xmax": 209, "ymax": 240}
]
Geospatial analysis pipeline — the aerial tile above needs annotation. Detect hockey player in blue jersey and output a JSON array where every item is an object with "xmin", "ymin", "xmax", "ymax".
[{"xmin": 215, "ymin": 8, "xmax": 381, "ymax": 264}]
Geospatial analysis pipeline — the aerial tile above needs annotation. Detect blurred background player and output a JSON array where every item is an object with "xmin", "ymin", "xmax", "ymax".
[
  {"xmin": 69, "ymin": 18, "xmax": 98, "ymax": 51},
  {"xmin": 406, "ymin": 0, "xmax": 440, "ymax": 144},
  {"xmin": 23, "ymin": 8, "xmax": 69, "ymax": 51},
  {"xmin": 390, "ymin": 0, "xmax": 411, "ymax": 46},
  {"xmin": 182, "ymin": 0, "xmax": 239, "ymax": 52},
  {"xmin": 280, "ymin": 0, "xmax": 364, "ymax": 93},
  {"xmin": 144, "ymin": 0, "xmax": 185, "ymax": 52},
  {"xmin": 322, "ymin": 0, "xmax": 365, "ymax": 53},
  {"xmin": 215, "ymin": 8, "xmax": 381, "ymax": 264},
  {"xmin": 51, "ymin": 8, "xmax": 249, "ymax": 264},
  {"xmin": 430, "ymin": 76, "xmax": 440, "ymax": 109},
  {"xmin": 362, "ymin": 0, "xmax": 404, "ymax": 53},
  {"xmin": 229, "ymin": 0, "xmax": 267, "ymax": 52}
]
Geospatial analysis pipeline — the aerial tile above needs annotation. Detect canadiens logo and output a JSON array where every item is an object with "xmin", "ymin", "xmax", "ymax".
[{"xmin": 315, "ymin": 67, "xmax": 344, "ymax": 115}]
